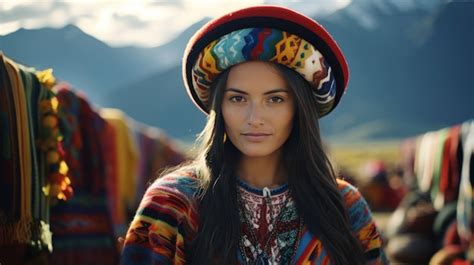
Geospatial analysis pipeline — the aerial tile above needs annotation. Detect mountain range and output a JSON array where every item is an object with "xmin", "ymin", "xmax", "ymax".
[{"xmin": 1, "ymin": 0, "xmax": 472, "ymax": 142}]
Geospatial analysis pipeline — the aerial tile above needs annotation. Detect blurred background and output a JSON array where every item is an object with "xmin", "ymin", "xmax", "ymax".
[{"xmin": 0, "ymin": 0, "xmax": 473, "ymax": 264}]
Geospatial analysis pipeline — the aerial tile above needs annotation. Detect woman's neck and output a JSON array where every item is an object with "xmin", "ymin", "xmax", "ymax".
[{"xmin": 236, "ymin": 151, "xmax": 287, "ymax": 189}]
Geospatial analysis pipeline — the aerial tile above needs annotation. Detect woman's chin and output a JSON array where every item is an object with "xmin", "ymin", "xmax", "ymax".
[{"xmin": 237, "ymin": 147, "xmax": 281, "ymax": 159}]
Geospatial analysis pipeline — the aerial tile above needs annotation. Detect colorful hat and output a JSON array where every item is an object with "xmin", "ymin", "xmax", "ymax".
[{"xmin": 183, "ymin": 5, "xmax": 349, "ymax": 117}]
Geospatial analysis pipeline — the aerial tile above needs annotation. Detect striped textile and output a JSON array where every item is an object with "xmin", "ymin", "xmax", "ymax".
[
  {"xmin": 121, "ymin": 172, "xmax": 388, "ymax": 264},
  {"xmin": 50, "ymin": 86, "xmax": 118, "ymax": 265},
  {"xmin": 191, "ymin": 28, "xmax": 337, "ymax": 116}
]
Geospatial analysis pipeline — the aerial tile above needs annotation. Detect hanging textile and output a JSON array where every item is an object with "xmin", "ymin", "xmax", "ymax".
[
  {"xmin": 431, "ymin": 128, "xmax": 450, "ymax": 209},
  {"xmin": 415, "ymin": 132, "xmax": 437, "ymax": 193},
  {"xmin": 401, "ymin": 120, "xmax": 473, "ymax": 243},
  {"xmin": 400, "ymin": 138, "xmax": 417, "ymax": 188},
  {"xmin": 390, "ymin": 121, "xmax": 473, "ymax": 264},
  {"xmin": 439, "ymin": 125, "xmax": 463, "ymax": 205},
  {"xmin": 411, "ymin": 122, "xmax": 470, "ymax": 211},
  {"xmin": 99, "ymin": 108, "xmax": 139, "ymax": 237},
  {"xmin": 0, "ymin": 54, "xmax": 67, "ymax": 264},
  {"xmin": 132, "ymin": 122, "xmax": 186, "ymax": 206},
  {"xmin": 457, "ymin": 120, "xmax": 473, "ymax": 244},
  {"xmin": 49, "ymin": 83, "xmax": 118, "ymax": 265},
  {"xmin": 0, "ymin": 53, "xmax": 186, "ymax": 264}
]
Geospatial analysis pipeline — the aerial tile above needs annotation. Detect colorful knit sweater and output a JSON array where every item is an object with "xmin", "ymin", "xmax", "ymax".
[{"xmin": 121, "ymin": 171, "xmax": 389, "ymax": 264}]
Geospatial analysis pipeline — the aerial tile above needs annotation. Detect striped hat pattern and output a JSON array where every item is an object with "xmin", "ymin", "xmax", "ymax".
[{"xmin": 183, "ymin": 5, "xmax": 349, "ymax": 118}]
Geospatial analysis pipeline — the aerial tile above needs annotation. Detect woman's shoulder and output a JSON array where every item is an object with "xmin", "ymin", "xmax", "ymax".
[
  {"xmin": 122, "ymin": 169, "xmax": 200, "ymax": 263},
  {"xmin": 147, "ymin": 169, "xmax": 201, "ymax": 201},
  {"xmin": 336, "ymin": 179, "xmax": 389, "ymax": 263},
  {"xmin": 336, "ymin": 178, "xmax": 374, "ymax": 231},
  {"xmin": 336, "ymin": 178, "xmax": 363, "ymax": 202}
]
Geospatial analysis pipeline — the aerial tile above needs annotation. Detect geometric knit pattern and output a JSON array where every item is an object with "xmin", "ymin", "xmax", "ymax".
[
  {"xmin": 121, "ymin": 172, "xmax": 389, "ymax": 264},
  {"xmin": 192, "ymin": 28, "xmax": 336, "ymax": 116}
]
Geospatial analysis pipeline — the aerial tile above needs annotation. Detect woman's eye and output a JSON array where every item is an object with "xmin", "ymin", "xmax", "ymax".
[
  {"xmin": 230, "ymin": 96, "xmax": 245, "ymax": 102},
  {"xmin": 269, "ymin": 96, "xmax": 284, "ymax": 103}
]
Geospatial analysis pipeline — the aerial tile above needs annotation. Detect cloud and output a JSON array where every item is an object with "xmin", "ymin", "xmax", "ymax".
[
  {"xmin": 0, "ymin": 0, "xmax": 351, "ymax": 47},
  {"xmin": 112, "ymin": 13, "xmax": 149, "ymax": 28},
  {"xmin": 0, "ymin": 4, "xmax": 48, "ymax": 23},
  {"xmin": 266, "ymin": 0, "xmax": 351, "ymax": 16},
  {"xmin": 1, "ymin": 1, "xmax": 77, "ymax": 31}
]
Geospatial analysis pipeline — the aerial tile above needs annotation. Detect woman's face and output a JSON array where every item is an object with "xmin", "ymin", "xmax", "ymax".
[{"xmin": 222, "ymin": 61, "xmax": 295, "ymax": 158}]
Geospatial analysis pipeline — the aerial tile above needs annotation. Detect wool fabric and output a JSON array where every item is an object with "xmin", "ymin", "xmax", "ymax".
[
  {"xmin": 121, "ymin": 172, "xmax": 389, "ymax": 264},
  {"xmin": 183, "ymin": 5, "xmax": 349, "ymax": 118}
]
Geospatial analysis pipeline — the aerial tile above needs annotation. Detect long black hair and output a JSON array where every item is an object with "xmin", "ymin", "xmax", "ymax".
[{"xmin": 182, "ymin": 62, "xmax": 366, "ymax": 265}]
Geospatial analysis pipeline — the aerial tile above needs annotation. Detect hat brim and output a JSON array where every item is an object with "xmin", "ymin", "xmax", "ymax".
[{"xmin": 183, "ymin": 5, "xmax": 349, "ymax": 117}]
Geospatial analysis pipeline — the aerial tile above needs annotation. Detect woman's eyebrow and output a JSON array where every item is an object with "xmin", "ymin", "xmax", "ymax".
[
  {"xmin": 225, "ymin": 88, "xmax": 288, "ymax": 95},
  {"xmin": 263, "ymin": 89, "xmax": 289, "ymax": 95},
  {"xmin": 225, "ymin": 88, "xmax": 248, "ymax": 94}
]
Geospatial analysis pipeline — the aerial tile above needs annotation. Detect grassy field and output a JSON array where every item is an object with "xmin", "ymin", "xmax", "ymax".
[
  {"xmin": 175, "ymin": 139, "xmax": 403, "ymax": 179},
  {"xmin": 327, "ymin": 140, "xmax": 402, "ymax": 181}
]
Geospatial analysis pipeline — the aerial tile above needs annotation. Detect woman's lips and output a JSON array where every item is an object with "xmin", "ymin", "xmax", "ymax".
[{"xmin": 241, "ymin": 133, "xmax": 271, "ymax": 142}]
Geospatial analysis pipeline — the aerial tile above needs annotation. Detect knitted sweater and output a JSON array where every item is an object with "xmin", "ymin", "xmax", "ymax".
[{"xmin": 121, "ymin": 171, "xmax": 389, "ymax": 264}]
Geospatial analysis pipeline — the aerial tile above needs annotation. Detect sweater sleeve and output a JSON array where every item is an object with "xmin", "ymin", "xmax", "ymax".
[
  {"xmin": 121, "ymin": 173, "xmax": 199, "ymax": 265},
  {"xmin": 338, "ymin": 179, "xmax": 390, "ymax": 265}
]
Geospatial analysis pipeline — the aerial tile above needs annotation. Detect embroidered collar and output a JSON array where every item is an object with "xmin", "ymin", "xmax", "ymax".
[{"xmin": 237, "ymin": 178, "xmax": 289, "ymax": 197}]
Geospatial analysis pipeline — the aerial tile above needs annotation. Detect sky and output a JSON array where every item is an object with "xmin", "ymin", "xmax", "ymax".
[{"xmin": 0, "ymin": 0, "xmax": 352, "ymax": 47}]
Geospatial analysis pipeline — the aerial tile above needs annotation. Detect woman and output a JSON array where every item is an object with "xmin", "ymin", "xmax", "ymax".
[{"xmin": 121, "ymin": 5, "xmax": 389, "ymax": 265}]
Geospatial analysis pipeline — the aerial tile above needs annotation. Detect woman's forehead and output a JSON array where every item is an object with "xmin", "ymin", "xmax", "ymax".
[{"xmin": 225, "ymin": 61, "xmax": 289, "ymax": 93}]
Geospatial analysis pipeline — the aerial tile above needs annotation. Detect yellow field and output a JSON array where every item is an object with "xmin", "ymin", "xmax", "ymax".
[
  {"xmin": 176, "ymin": 139, "xmax": 403, "ymax": 182},
  {"xmin": 327, "ymin": 140, "xmax": 402, "ymax": 181}
]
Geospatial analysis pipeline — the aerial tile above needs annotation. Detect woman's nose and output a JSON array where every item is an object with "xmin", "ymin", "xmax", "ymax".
[{"xmin": 246, "ymin": 102, "xmax": 265, "ymax": 126}]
